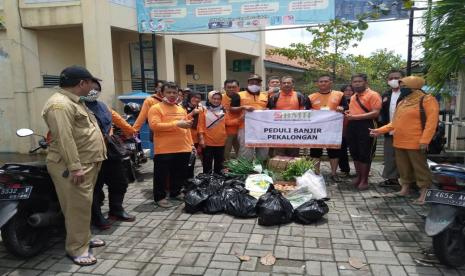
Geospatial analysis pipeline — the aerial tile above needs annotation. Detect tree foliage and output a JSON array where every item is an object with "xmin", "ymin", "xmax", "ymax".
[
  {"xmin": 268, "ymin": 19, "xmax": 364, "ymax": 80},
  {"xmin": 423, "ymin": 0, "xmax": 465, "ymax": 93},
  {"xmin": 346, "ymin": 49, "xmax": 406, "ymax": 93}
]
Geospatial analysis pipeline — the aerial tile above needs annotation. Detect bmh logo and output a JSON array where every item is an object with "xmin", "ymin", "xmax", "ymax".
[{"xmin": 273, "ymin": 111, "xmax": 311, "ymax": 121}]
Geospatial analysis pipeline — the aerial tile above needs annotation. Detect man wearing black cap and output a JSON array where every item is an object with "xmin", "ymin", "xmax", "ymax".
[
  {"xmin": 230, "ymin": 74, "xmax": 269, "ymax": 160},
  {"xmin": 42, "ymin": 65, "xmax": 106, "ymax": 266}
]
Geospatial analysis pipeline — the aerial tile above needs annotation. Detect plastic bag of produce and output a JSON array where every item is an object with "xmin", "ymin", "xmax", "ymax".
[
  {"xmin": 203, "ymin": 192, "xmax": 224, "ymax": 214},
  {"xmin": 293, "ymin": 199, "xmax": 329, "ymax": 224},
  {"xmin": 245, "ymin": 174, "xmax": 273, "ymax": 199},
  {"xmin": 256, "ymin": 185, "xmax": 294, "ymax": 226},
  {"xmin": 295, "ymin": 169, "xmax": 327, "ymax": 199},
  {"xmin": 184, "ymin": 187, "xmax": 210, "ymax": 214},
  {"xmin": 285, "ymin": 186, "xmax": 313, "ymax": 208},
  {"xmin": 224, "ymin": 188, "xmax": 257, "ymax": 218}
]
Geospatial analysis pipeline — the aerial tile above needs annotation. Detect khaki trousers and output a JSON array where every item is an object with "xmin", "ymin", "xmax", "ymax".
[
  {"xmin": 224, "ymin": 134, "xmax": 240, "ymax": 161},
  {"xmin": 237, "ymin": 128, "xmax": 269, "ymax": 161},
  {"xmin": 395, "ymin": 148, "xmax": 432, "ymax": 188},
  {"xmin": 47, "ymin": 160, "xmax": 101, "ymax": 256}
]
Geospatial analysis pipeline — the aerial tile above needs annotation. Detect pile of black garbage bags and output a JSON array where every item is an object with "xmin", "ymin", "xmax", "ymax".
[{"xmin": 184, "ymin": 173, "xmax": 329, "ymax": 226}]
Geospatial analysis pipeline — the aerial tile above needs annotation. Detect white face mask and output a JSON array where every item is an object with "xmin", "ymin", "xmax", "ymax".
[
  {"xmin": 247, "ymin": 85, "xmax": 261, "ymax": 93},
  {"xmin": 388, "ymin": 79, "xmax": 400, "ymax": 89},
  {"xmin": 82, "ymin": 89, "xmax": 101, "ymax": 102}
]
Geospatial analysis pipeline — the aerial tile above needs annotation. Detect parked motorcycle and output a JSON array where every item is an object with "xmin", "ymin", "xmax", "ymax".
[
  {"xmin": 114, "ymin": 102, "xmax": 147, "ymax": 183},
  {"xmin": 0, "ymin": 129, "xmax": 63, "ymax": 257},
  {"xmin": 425, "ymin": 161, "xmax": 465, "ymax": 268}
]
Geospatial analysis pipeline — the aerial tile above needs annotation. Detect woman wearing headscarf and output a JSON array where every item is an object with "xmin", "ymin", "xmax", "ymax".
[
  {"xmin": 370, "ymin": 76, "xmax": 439, "ymax": 204},
  {"xmin": 198, "ymin": 91, "xmax": 241, "ymax": 174},
  {"xmin": 181, "ymin": 91, "xmax": 203, "ymax": 178},
  {"xmin": 338, "ymin": 84, "xmax": 354, "ymax": 177},
  {"xmin": 84, "ymin": 80, "xmax": 137, "ymax": 229}
]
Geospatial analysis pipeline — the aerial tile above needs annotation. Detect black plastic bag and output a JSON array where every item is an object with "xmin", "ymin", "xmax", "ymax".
[
  {"xmin": 224, "ymin": 189, "xmax": 257, "ymax": 218},
  {"xmin": 184, "ymin": 187, "xmax": 210, "ymax": 214},
  {"xmin": 293, "ymin": 199, "xmax": 329, "ymax": 225},
  {"xmin": 203, "ymin": 192, "xmax": 224, "ymax": 214},
  {"xmin": 256, "ymin": 185, "xmax": 294, "ymax": 226}
]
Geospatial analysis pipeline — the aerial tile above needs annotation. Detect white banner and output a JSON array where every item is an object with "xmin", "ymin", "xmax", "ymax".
[{"xmin": 245, "ymin": 110, "xmax": 343, "ymax": 148}]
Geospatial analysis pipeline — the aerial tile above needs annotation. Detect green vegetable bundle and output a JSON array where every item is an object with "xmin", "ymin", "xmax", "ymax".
[
  {"xmin": 281, "ymin": 158, "xmax": 316, "ymax": 181},
  {"xmin": 224, "ymin": 158, "xmax": 256, "ymax": 176}
]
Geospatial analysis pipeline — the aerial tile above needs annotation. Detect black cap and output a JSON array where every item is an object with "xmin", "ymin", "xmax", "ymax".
[
  {"xmin": 60, "ymin": 65, "xmax": 101, "ymax": 83},
  {"xmin": 248, "ymin": 74, "xmax": 262, "ymax": 82}
]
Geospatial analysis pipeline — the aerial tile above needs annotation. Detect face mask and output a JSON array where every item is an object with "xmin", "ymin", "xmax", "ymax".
[
  {"xmin": 388, "ymin": 79, "xmax": 400, "ymax": 89},
  {"xmin": 352, "ymin": 86, "xmax": 366, "ymax": 93},
  {"xmin": 247, "ymin": 85, "xmax": 261, "ymax": 93},
  {"xmin": 400, "ymin": 87, "xmax": 412, "ymax": 96},
  {"xmin": 81, "ymin": 89, "xmax": 101, "ymax": 102}
]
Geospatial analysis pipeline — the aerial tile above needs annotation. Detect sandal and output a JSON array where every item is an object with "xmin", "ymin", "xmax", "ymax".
[
  {"xmin": 89, "ymin": 238, "xmax": 106, "ymax": 248},
  {"xmin": 411, "ymin": 199, "xmax": 425, "ymax": 206},
  {"xmin": 383, "ymin": 192, "xmax": 407, "ymax": 198},
  {"xmin": 66, "ymin": 251, "xmax": 97, "ymax": 266}
]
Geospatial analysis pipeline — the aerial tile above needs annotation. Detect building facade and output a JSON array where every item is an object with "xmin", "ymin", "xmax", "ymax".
[{"xmin": 0, "ymin": 0, "xmax": 266, "ymax": 153}]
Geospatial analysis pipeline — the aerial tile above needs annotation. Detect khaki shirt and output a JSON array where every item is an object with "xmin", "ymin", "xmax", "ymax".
[{"xmin": 42, "ymin": 88, "xmax": 107, "ymax": 171}]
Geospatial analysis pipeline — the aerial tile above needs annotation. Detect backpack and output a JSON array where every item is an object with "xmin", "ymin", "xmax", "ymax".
[
  {"xmin": 420, "ymin": 95, "xmax": 446, "ymax": 154},
  {"xmin": 268, "ymin": 91, "xmax": 309, "ymax": 109}
]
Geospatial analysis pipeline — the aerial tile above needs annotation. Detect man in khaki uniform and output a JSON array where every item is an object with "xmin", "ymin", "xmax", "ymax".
[{"xmin": 42, "ymin": 66, "xmax": 106, "ymax": 266}]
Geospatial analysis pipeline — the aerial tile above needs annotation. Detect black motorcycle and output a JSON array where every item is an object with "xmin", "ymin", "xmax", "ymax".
[
  {"xmin": 425, "ymin": 162, "xmax": 465, "ymax": 268},
  {"xmin": 0, "ymin": 129, "xmax": 63, "ymax": 257},
  {"xmin": 114, "ymin": 102, "xmax": 147, "ymax": 183}
]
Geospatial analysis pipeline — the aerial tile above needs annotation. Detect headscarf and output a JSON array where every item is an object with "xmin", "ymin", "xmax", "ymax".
[{"xmin": 205, "ymin": 90, "xmax": 224, "ymax": 128}]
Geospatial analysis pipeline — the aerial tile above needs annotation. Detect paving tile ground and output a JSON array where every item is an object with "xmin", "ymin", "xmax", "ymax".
[{"xmin": 1, "ymin": 160, "xmax": 465, "ymax": 276}]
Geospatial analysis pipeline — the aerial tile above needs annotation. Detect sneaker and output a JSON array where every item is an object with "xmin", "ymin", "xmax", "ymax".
[{"xmin": 156, "ymin": 199, "xmax": 173, "ymax": 208}]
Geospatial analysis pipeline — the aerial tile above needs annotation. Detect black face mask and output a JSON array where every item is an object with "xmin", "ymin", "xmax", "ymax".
[
  {"xmin": 353, "ymin": 86, "xmax": 366, "ymax": 93},
  {"xmin": 400, "ymin": 87, "xmax": 412, "ymax": 97}
]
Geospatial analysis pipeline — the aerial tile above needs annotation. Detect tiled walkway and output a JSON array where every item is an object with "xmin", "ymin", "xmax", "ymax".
[{"xmin": 1, "ymin": 161, "xmax": 464, "ymax": 276}]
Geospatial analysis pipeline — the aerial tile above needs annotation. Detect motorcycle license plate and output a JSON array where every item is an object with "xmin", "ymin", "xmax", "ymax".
[
  {"xmin": 425, "ymin": 189, "xmax": 465, "ymax": 207},
  {"xmin": 0, "ymin": 186, "xmax": 33, "ymax": 200}
]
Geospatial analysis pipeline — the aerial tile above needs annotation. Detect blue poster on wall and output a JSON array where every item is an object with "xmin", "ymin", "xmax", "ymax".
[
  {"xmin": 136, "ymin": 0, "xmax": 335, "ymax": 33},
  {"xmin": 335, "ymin": 0, "xmax": 409, "ymax": 21}
]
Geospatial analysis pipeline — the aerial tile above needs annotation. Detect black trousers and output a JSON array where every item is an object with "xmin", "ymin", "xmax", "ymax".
[
  {"xmin": 187, "ymin": 144, "xmax": 198, "ymax": 179},
  {"xmin": 153, "ymin": 152, "xmax": 190, "ymax": 202},
  {"xmin": 93, "ymin": 159, "xmax": 129, "ymax": 213},
  {"xmin": 310, "ymin": 148, "xmax": 341, "ymax": 159},
  {"xmin": 203, "ymin": 146, "xmax": 225, "ymax": 174},
  {"xmin": 338, "ymin": 136, "xmax": 350, "ymax": 173},
  {"xmin": 347, "ymin": 119, "xmax": 377, "ymax": 164}
]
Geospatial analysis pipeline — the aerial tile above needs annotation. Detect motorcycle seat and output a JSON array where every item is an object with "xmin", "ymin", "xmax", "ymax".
[
  {"xmin": 3, "ymin": 161, "xmax": 47, "ymax": 171},
  {"xmin": 431, "ymin": 164, "xmax": 465, "ymax": 174}
]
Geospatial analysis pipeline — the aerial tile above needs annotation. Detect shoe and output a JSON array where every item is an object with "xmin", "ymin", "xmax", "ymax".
[
  {"xmin": 330, "ymin": 175, "xmax": 342, "ymax": 183},
  {"xmin": 156, "ymin": 198, "xmax": 173, "ymax": 208},
  {"xmin": 171, "ymin": 193, "xmax": 185, "ymax": 201},
  {"xmin": 91, "ymin": 205, "xmax": 111, "ymax": 230},
  {"xmin": 108, "ymin": 210, "xmax": 136, "ymax": 222}
]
